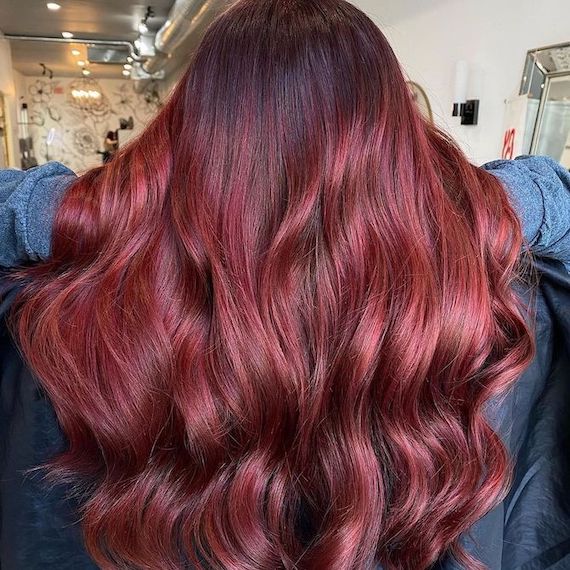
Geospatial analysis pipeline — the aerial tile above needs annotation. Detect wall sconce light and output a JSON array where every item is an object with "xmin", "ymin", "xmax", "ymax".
[{"xmin": 452, "ymin": 60, "xmax": 479, "ymax": 126}]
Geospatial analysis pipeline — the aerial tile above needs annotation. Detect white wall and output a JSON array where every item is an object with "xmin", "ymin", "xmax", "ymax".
[
  {"xmin": 0, "ymin": 36, "xmax": 19, "ymax": 167},
  {"xmin": 354, "ymin": 0, "xmax": 570, "ymax": 165}
]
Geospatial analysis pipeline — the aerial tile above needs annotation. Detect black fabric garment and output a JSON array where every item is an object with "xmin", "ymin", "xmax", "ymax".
[
  {"xmin": 0, "ymin": 258, "xmax": 569, "ymax": 570},
  {"xmin": 0, "ymin": 276, "xmax": 97, "ymax": 570},
  {"xmin": 502, "ymin": 260, "xmax": 570, "ymax": 570},
  {"xmin": 431, "ymin": 258, "xmax": 570, "ymax": 570}
]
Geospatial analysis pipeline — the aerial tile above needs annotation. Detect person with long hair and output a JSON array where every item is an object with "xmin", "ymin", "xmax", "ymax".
[{"xmin": 1, "ymin": 1, "xmax": 570, "ymax": 569}]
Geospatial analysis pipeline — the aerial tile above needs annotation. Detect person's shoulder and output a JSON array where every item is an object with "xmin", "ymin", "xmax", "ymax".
[
  {"xmin": 482, "ymin": 155, "xmax": 569, "ymax": 184},
  {"xmin": 1, "ymin": 161, "xmax": 75, "ymax": 179},
  {"xmin": 483, "ymin": 155, "xmax": 561, "ymax": 170},
  {"xmin": 0, "ymin": 162, "xmax": 78, "ymax": 265},
  {"xmin": 0, "ymin": 161, "xmax": 77, "ymax": 200}
]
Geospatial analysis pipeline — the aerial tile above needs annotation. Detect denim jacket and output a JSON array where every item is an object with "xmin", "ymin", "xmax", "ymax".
[
  {"xmin": 1, "ymin": 156, "xmax": 569, "ymax": 270},
  {"xmin": 0, "ymin": 162, "xmax": 74, "ymax": 267}
]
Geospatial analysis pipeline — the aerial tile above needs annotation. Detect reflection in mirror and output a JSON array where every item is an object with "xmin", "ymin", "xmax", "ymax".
[{"xmin": 534, "ymin": 75, "xmax": 570, "ymax": 169}]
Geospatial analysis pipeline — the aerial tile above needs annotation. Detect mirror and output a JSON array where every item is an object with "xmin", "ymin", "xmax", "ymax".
[
  {"xmin": 407, "ymin": 81, "xmax": 434, "ymax": 123},
  {"xmin": 520, "ymin": 42, "xmax": 570, "ymax": 168}
]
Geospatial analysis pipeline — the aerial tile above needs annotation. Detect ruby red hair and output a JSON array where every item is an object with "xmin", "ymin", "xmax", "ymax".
[{"xmin": 11, "ymin": 0, "xmax": 533, "ymax": 568}]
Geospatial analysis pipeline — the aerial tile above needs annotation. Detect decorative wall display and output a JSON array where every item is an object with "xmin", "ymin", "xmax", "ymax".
[{"xmin": 24, "ymin": 77, "xmax": 163, "ymax": 173}]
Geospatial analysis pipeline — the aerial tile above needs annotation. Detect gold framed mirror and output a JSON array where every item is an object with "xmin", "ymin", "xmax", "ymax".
[{"xmin": 407, "ymin": 81, "xmax": 434, "ymax": 123}]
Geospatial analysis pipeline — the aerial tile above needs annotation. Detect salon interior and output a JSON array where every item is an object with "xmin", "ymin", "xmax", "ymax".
[{"xmin": 0, "ymin": 0, "xmax": 569, "ymax": 172}]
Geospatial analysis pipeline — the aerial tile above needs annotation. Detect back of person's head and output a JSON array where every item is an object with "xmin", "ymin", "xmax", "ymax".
[{"xmin": 12, "ymin": 0, "xmax": 533, "ymax": 568}]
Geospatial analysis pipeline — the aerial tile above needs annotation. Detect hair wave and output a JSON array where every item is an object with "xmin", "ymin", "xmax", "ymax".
[{"xmin": 12, "ymin": 0, "xmax": 533, "ymax": 568}]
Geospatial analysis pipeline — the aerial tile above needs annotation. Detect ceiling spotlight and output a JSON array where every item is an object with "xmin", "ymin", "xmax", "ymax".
[
  {"xmin": 71, "ymin": 48, "xmax": 80, "ymax": 56},
  {"xmin": 77, "ymin": 60, "xmax": 86, "ymax": 67},
  {"xmin": 124, "ymin": 63, "xmax": 132, "ymax": 70},
  {"xmin": 127, "ymin": 56, "xmax": 133, "ymax": 63},
  {"xmin": 122, "ymin": 69, "xmax": 131, "ymax": 77},
  {"xmin": 138, "ymin": 21, "xmax": 149, "ymax": 34},
  {"xmin": 47, "ymin": 2, "xmax": 61, "ymax": 10},
  {"xmin": 62, "ymin": 31, "xmax": 74, "ymax": 39},
  {"xmin": 82, "ymin": 69, "xmax": 91, "ymax": 76}
]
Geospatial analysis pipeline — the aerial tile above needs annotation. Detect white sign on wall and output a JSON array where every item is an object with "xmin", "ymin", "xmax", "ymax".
[{"xmin": 501, "ymin": 95, "xmax": 529, "ymax": 159}]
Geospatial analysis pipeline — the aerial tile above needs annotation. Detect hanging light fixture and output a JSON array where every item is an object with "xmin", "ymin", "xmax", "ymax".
[{"xmin": 68, "ymin": 77, "xmax": 109, "ymax": 115}]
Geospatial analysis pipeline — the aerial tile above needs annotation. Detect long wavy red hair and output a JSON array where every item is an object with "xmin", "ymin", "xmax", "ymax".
[{"xmin": 11, "ymin": 0, "xmax": 533, "ymax": 568}]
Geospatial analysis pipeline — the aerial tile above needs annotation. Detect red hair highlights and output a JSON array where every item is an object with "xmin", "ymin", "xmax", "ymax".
[{"xmin": 12, "ymin": 0, "xmax": 533, "ymax": 568}]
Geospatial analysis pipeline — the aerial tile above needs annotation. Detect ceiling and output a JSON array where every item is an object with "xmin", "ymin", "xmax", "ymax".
[{"xmin": 0, "ymin": 0, "xmax": 179, "ymax": 79}]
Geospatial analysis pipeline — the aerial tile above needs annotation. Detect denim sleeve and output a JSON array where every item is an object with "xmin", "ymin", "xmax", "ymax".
[
  {"xmin": 0, "ymin": 162, "xmax": 76, "ymax": 267},
  {"xmin": 482, "ymin": 156, "xmax": 570, "ymax": 272}
]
